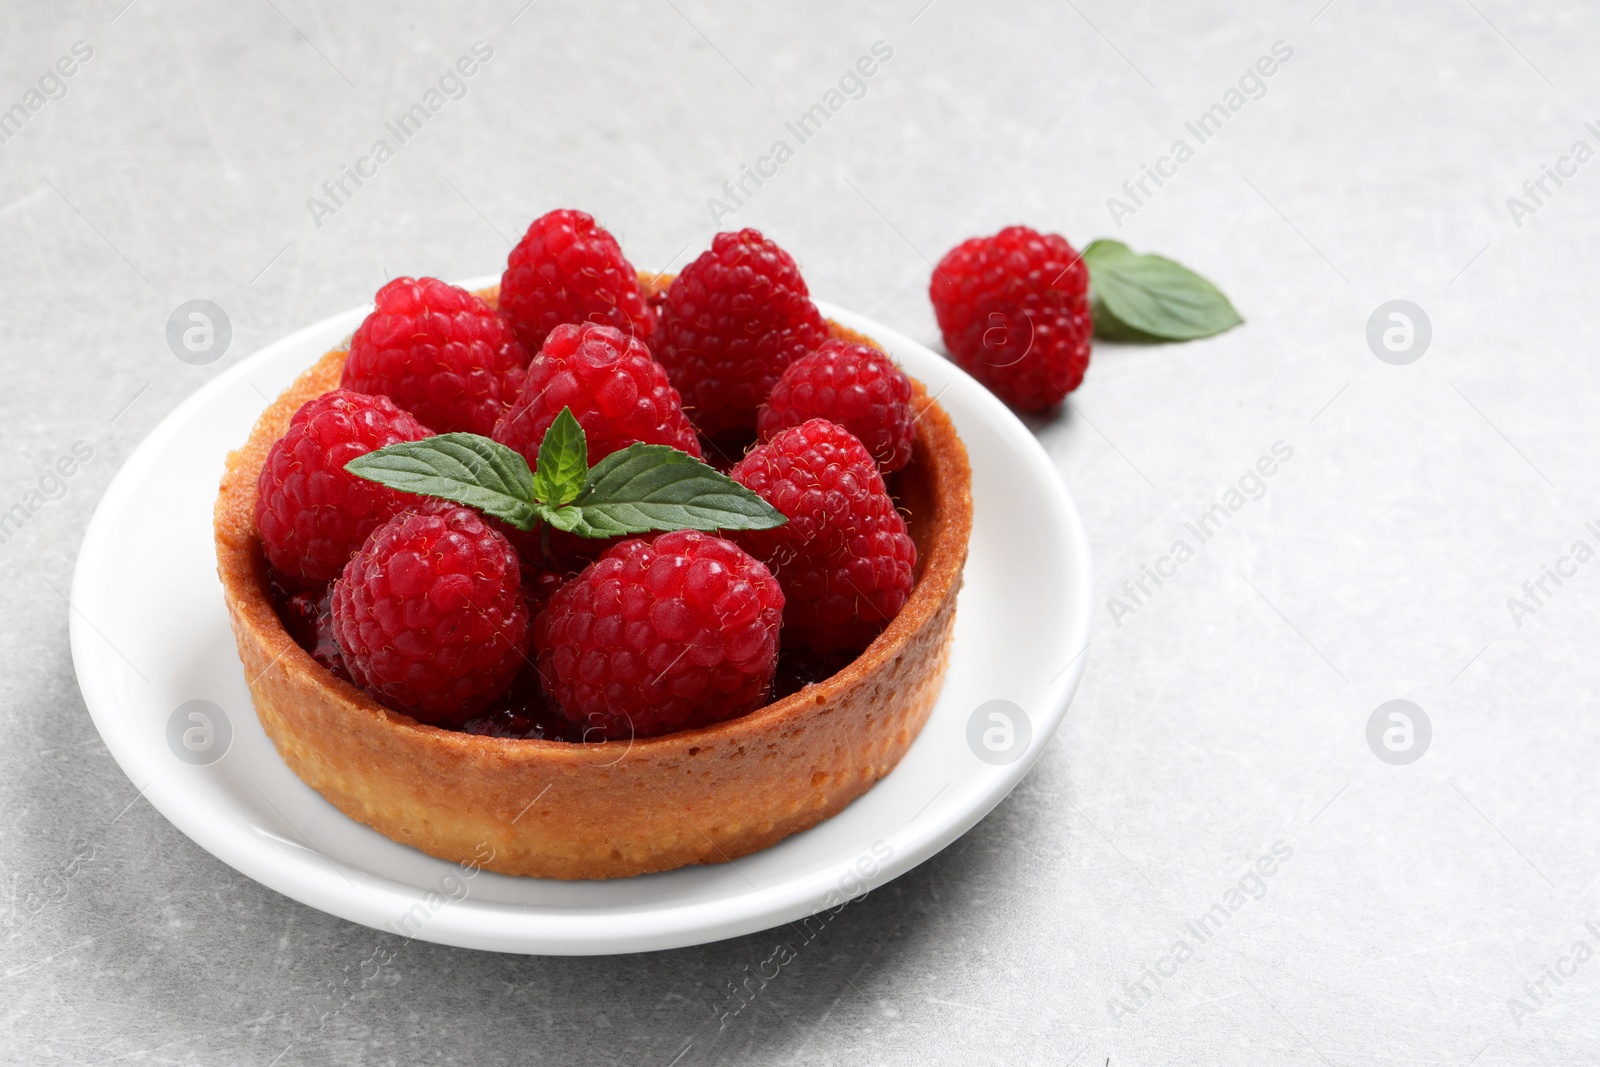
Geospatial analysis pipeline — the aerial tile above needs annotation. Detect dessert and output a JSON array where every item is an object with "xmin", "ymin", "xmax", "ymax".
[{"xmin": 215, "ymin": 224, "xmax": 971, "ymax": 880}]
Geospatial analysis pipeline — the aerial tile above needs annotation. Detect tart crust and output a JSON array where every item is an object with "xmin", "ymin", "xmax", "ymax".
[{"xmin": 213, "ymin": 283, "xmax": 972, "ymax": 879}]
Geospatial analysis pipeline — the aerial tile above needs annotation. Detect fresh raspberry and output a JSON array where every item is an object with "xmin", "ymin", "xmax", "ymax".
[
  {"xmin": 731, "ymin": 419, "xmax": 916, "ymax": 654},
  {"xmin": 499, "ymin": 209, "xmax": 653, "ymax": 352},
  {"xmin": 332, "ymin": 506, "xmax": 529, "ymax": 725},
  {"xmin": 929, "ymin": 225, "xmax": 1092, "ymax": 411},
  {"xmin": 654, "ymin": 229, "xmax": 828, "ymax": 436},
  {"xmin": 533, "ymin": 530, "xmax": 784, "ymax": 739},
  {"xmin": 255, "ymin": 390, "xmax": 433, "ymax": 584},
  {"xmin": 340, "ymin": 276, "xmax": 529, "ymax": 436},
  {"xmin": 758, "ymin": 339, "xmax": 915, "ymax": 473},
  {"xmin": 493, "ymin": 322, "xmax": 701, "ymax": 470}
]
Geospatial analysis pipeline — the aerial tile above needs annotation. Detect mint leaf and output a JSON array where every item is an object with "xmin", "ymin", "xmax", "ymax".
[
  {"xmin": 531, "ymin": 408, "xmax": 587, "ymax": 508},
  {"xmin": 1082, "ymin": 239, "xmax": 1242, "ymax": 341},
  {"xmin": 570, "ymin": 443, "xmax": 786, "ymax": 536},
  {"xmin": 544, "ymin": 505, "xmax": 585, "ymax": 533},
  {"xmin": 345, "ymin": 429, "xmax": 785, "ymax": 540},
  {"xmin": 345, "ymin": 433, "xmax": 541, "ymax": 529}
]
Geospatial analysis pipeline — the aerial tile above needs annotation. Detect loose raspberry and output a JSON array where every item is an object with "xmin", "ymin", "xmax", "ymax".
[
  {"xmin": 499, "ymin": 209, "xmax": 653, "ymax": 352},
  {"xmin": 730, "ymin": 420, "xmax": 916, "ymax": 654},
  {"xmin": 929, "ymin": 225, "xmax": 1092, "ymax": 411},
  {"xmin": 493, "ymin": 322, "xmax": 701, "ymax": 469},
  {"xmin": 255, "ymin": 390, "xmax": 433, "ymax": 583},
  {"xmin": 654, "ymin": 229, "xmax": 828, "ymax": 436},
  {"xmin": 341, "ymin": 276, "xmax": 529, "ymax": 436},
  {"xmin": 533, "ymin": 530, "xmax": 784, "ymax": 739},
  {"xmin": 758, "ymin": 339, "xmax": 915, "ymax": 473},
  {"xmin": 332, "ymin": 506, "xmax": 529, "ymax": 725}
]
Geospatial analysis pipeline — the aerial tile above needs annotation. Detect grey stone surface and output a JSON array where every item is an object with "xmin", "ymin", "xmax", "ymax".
[{"xmin": 1, "ymin": 0, "xmax": 1596, "ymax": 1062}]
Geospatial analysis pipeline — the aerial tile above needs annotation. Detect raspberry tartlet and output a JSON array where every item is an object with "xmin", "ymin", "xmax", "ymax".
[{"xmin": 215, "ymin": 275, "xmax": 971, "ymax": 880}]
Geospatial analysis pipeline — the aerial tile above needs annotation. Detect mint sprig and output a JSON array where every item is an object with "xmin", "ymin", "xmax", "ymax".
[
  {"xmin": 1082, "ymin": 239, "xmax": 1242, "ymax": 342},
  {"xmin": 343, "ymin": 408, "xmax": 786, "ymax": 537}
]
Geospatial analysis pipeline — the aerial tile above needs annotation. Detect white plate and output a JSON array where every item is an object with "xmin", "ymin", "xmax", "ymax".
[{"xmin": 70, "ymin": 279, "xmax": 1093, "ymax": 955}]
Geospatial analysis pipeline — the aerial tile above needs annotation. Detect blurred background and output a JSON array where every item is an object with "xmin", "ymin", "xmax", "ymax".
[{"xmin": 3, "ymin": 1, "xmax": 1598, "ymax": 1063}]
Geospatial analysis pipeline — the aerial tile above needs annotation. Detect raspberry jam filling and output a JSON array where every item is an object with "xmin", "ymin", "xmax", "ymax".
[{"xmin": 265, "ymin": 572, "xmax": 347, "ymax": 682}]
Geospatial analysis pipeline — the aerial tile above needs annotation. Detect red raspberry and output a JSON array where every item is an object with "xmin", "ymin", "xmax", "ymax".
[
  {"xmin": 929, "ymin": 225, "xmax": 1092, "ymax": 411},
  {"xmin": 533, "ymin": 530, "xmax": 784, "ymax": 739},
  {"xmin": 255, "ymin": 390, "xmax": 433, "ymax": 584},
  {"xmin": 730, "ymin": 420, "xmax": 916, "ymax": 654},
  {"xmin": 499, "ymin": 209, "xmax": 653, "ymax": 352},
  {"xmin": 758, "ymin": 339, "xmax": 915, "ymax": 473},
  {"xmin": 655, "ymin": 229, "xmax": 828, "ymax": 437},
  {"xmin": 332, "ymin": 506, "xmax": 529, "ymax": 725},
  {"xmin": 493, "ymin": 322, "xmax": 701, "ymax": 469},
  {"xmin": 341, "ymin": 276, "xmax": 529, "ymax": 436}
]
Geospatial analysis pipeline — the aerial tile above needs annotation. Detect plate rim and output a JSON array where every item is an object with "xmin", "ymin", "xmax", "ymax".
[{"xmin": 70, "ymin": 282, "xmax": 1094, "ymax": 955}]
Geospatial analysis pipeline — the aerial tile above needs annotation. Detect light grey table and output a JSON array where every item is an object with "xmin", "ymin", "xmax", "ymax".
[{"xmin": 3, "ymin": 1, "xmax": 1595, "ymax": 1063}]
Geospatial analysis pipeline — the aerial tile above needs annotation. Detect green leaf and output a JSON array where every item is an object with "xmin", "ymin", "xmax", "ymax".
[
  {"xmin": 544, "ymin": 505, "xmax": 585, "ymax": 533},
  {"xmin": 344, "ymin": 433, "xmax": 540, "ymax": 530},
  {"xmin": 346, "ymin": 429, "xmax": 785, "ymax": 540},
  {"xmin": 531, "ymin": 407, "xmax": 588, "ymax": 508},
  {"xmin": 571, "ymin": 443, "xmax": 787, "ymax": 536},
  {"xmin": 1082, "ymin": 239, "xmax": 1242, "ymax": 341}
]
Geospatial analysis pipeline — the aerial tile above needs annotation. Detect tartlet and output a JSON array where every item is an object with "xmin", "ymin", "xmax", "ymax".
[{"xmin": 213, "ymin": 281, "xmax": 973, "ymax": 880}]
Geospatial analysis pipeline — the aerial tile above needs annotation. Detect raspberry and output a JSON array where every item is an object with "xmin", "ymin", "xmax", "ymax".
[
  {"xmin": 499, "ymin": 209, "xmax": 653, "ymax": 352},
  {"xmin": 758, "ymin": 339, "xmax": 915, "ymax": 473},
  {"xmin": 255, "ymin": 390, "xmax": 433, "ymax": 583},
  {"xmin": 533, "ymin": 530, "xmax": 784, "ymax": 739},
  {"xmin": 929, "ymin": 225, "xmax": 1093, "ymax": 411},
  {"xmin": 655, "ymin": 229, "xmax": 828, "ymax": 436},
  {"xmin": 332, "ymin": 506, "xmax": 529, "ymax": 725},
  {"xmin": 493, "ymin": 322, "xmax": 701, "ymax": 469},
  {"xmin": 341, "ymin": 276, "xmax": 529, "ymax": 436},
  {"xmin": 730, "ymin": 419, "xmax": 916, "ymax": 654}
]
